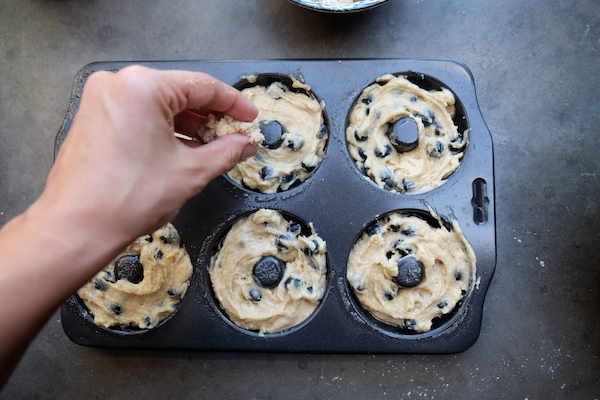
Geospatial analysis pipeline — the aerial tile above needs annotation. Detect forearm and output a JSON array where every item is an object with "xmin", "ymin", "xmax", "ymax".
[{"xmin": 0, "ymin": 197, "xmax": 129, "ymax": 385}]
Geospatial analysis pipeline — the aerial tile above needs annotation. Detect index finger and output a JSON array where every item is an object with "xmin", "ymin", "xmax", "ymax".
[{"xmin": 160, "ymin": 70, "xmax": 258, "ymax": 122}]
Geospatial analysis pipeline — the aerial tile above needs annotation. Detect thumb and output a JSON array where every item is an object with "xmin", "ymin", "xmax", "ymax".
[{"xmin": 187, "ymin": 134, "xmax": 258, "ymax": 190}]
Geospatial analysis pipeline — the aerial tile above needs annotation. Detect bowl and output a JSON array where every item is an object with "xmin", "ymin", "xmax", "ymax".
[{"xmin": 288, "ymin": 0, "xmax": 389, "ymax": 13}]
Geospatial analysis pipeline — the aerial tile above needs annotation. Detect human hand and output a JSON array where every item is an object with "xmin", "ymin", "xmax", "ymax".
[{"xmin": 38, "ymin": 65, "xmax": 258, "ymax": 245}]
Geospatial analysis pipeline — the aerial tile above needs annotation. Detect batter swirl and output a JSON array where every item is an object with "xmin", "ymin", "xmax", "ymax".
[
  {"xmin": 209, "ymin": 209, "xmax": 327, "ymax": 334},
  {"xmin": 228, "ymin": 79, "xmax": 328, "ymax": 193},
  {"xmin": 346, "ymin": 74, "xmax": 467, "ymax": 194},
  {"xmin": 347, "ymin": 211, "xmax": 476, "ymax": 333},
  {"xmin": 77, "ymin": 223, "xmax": 193, "ymax": 330}
]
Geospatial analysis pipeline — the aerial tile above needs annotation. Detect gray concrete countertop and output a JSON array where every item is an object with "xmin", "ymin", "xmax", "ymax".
[{"xmin": 1, "ymin": 0, "xmax": 598, "ymax": 398}]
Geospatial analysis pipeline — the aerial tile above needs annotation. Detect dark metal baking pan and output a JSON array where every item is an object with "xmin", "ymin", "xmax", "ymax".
[{"xmin": 58, "ymin": 59, "xmax": 496, "ymax": 354}]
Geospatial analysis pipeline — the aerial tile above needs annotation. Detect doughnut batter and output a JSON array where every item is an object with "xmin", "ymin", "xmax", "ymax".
[
  {"xmin": 209, "ymin": 209, "xmax": 327, "ymax": 334},
  {"xmin": 77, "ymin": 223, "xmax": 193, "ymax": 330},
  {"xmin": 346, "ymin": 74, "xmax": 467, "ymax": 194},
  {"xmin": 347, "ymin": 211, "xmax": 476, "ymax": 333},
  {"xmin": 228, "ymin": 80, "xmax": 328, "ymax": 193},
  {"xmin": 198, "ymin": 114, "xmax": 264, "ymax": 145}
]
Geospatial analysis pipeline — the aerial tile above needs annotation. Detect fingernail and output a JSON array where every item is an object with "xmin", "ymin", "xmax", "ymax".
[{"xmin": 241, "ymin": 144, "xmax": 257, "ymax": 161}]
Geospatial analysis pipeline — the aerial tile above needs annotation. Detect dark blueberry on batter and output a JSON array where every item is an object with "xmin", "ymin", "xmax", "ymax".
[
  {"xmin": 381, "ymin": 174, "xmax": 396, "ymax": 191},
  {"xmin": 284, "ymin": 277, "xmax": 302, "ymax": 290},
  {"xmin": 386, "ymin": 251, "xmax": 394, "ymax": 260},
  {"xmin": 259, "ymin": 120, "xmax": 285, "ymax": 149},
  {"xmin": 401, "ymin": 228, "xmax": 415, "ymax": 236},
  {"xmin": 387, "ymin": 118, "xmax": 418, "ymax": 153},
  {"xmin": 401, "ymin": 179, "xmax": 415, "ymax": 192},
  {"xmin": 437, "ymin": 299, "xmax": 448, "ymax": 309},
  {"xmin": 389, "ymin": 224, "xmax": 401, "ymax": 233},
  {"xmin": 361, "ymin": 95, "xmax": 373, "ymax": 105},
  {"xmin": 288, "ymin": 223, "xmax": 302, "ymax": 236},
  {"xmin": 428, "ymin": 141, "xmax": 444, "ymax": 158},
  {"xmin": 114, "ymin": 255, "xmax": 144, "ymax": 284},
  {"xmin": 365, "ymin": 107, "xmax": 370, "ymax": 116},
  {"xmin": 252, "ymin": 255, "xmax": 285, "ymax": 288},
  {"xmin": 307, "ymin": 286, "xmax": 313, "ymax": 294},
  {"xmin": 393, "ymin": 256, "xmax": 424, "ymax": 288},
  {"xmin": 301, "ymin": 162, "xmax": 316, "ymax": 173},
  {"xmin": 374, "ymin": 145, "xmax": 392, "ymax": 158},
  {"xmin": 282, "ymin": 172, "xmax": 296, "ymax": 185},
  {"xmin": 384, "ymin": 291, "xmax": 395, "ymax": 301},
  {"xmin": 260, "ymin": 166, "xmax": 275, "ymax": 180},
  {"xmin": 145, "ymin": 235, "xmax": 153, "ymax": 243},
  {"xmin": 160, "ymin": 235, "xmax": 172, "ymax": 244},
  {"xmin": 249, "ymin": 288, "xmax": 262, "ymax": 302},
  {"xmin": 167, "ymin": 288, "xmax": 179, "ymax": 298},
  {"xmin": 354, "ymin": 130, "xmax": 368, "ymax": 142},
  {"xmin": 317, "ymin": 124, "xmax": 328, "ymax": 139},
  {"xmin": 365, "ymin": 222, "xmax": 381, "ymax": 237},
  {"xmin": 276, "ymin": 234, "xmax": 293, "ymax": 252},
  {"xmin": 93, "ymin": 278, "xmax": 107, "ymax": 291},
  {"xmin": 357, "ymin": 148, "xmax": 367, "ymax": 160},
  {"xmin": 143, "ymin": 317, "xmax": 152, "ymax": 327},
  {"xmin": 410, "ymin": 95, "xmax": 418, "ymax": 103},
  {"xmin": 403, "ymin": 319, "xmax": 417, "ymax": 330},
  {"xmin": 109, "ymin": 303, "xmax": 122, "ymax": 315},
  {"xmin": 455, "ymin": 270, "xmax": 463, "ymax": 281},
  {"xmin": 303, "ymin": 240, "xmax": 319, "ymax": 256},
  {"xmin": 155, "ymin": 250, "xmax": 164, "ymax": 260},
  {"xmin": 417, "ymin": 111, "xmax": 434, "ymax": 127}
]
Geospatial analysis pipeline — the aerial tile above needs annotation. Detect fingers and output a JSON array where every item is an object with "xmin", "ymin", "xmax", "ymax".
[
  {"xmin": 158, "ymin": 69, "xmax": 259, "ymax": 122},
  {"xmin": 182, "ymin": 134, "xmax": 258, "ymax": 191}
]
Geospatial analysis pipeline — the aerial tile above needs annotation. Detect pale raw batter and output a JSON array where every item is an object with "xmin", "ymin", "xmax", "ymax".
[
  {"xmin": 227, "ymin": 79, "xmax": 328, "ymax": 193},
  {"xmin": 346, "ymin": 74, "xmax": 468, "ymax": 194},
  {"xmin": 77, "ymin": 223, "xmax": 193, "ymax": 330},
  {"xmin": 347, "ymin": 211, "xmax": 476, "ymax": 333},
  {"xmin": 198, "ymin": 114, "xmax": 264, "ymax": 145},
  {"xmin": 209, "ymin": 209, "xmax": 327, "ymax": 334}
]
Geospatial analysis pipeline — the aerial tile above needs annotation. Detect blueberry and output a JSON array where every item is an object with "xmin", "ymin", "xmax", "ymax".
[
  {"xmin": 288, "ymin": 223, "xmax": 302, "ymax": 236},
  {"xmin": 160, "ymin": 235, "xmax": 172, "ymax": 244},
  {"xmin": 361, "ymin": 95, "xmax": 373, "ymax": 105},
  {"xmin": 393, "ymin": 256, "xmax": 424, "ymax": 288},
  {"xmin": 145, "ymin": 235, "xmax": 153, "ymax": 243},
  {"xmin": 276, "ymin": 234, "xmax": 293, "ymax": 252},
  {"xmin": 387, "ymin": 118, "xmax": 418, "ymax": 153},
  {"xmin": 114, "ymin": 255, "xmax": 144, "ymax": 284},
  {"xmin": 401, "ymin": 179, "xmax": 415, "ymax": 192},
  {"xmin": 428, "ymin": 141, "xmax": 444, "ymax": 158},
  {"xmin": 285, "ymin": 133, "xmax": 304, "ymax": 151},
  {"xmin": 284, "ymin": 277, "xmax": 302, "ymax": 290},
  {"xmin": 259, "ymin": 166, "xmax": 276, "ymax": 180},
  {"xmin": 167, "ymin": 288, "xmax": 180, "ymax": 298},
  {"xmin": 386, "ymin": 251, "xmax": 394, "ymax": 259},
  {"xmin": 438, "ymin": 299, "xmax": 448, "ymax": 309},
  {"xmin": 354, "ymin": 130, "xmax": 368, "ymax": 142},
  {"xmin": 410, "ymin": 95, "xmax": 418, "ymax": 103},
  {"xmin": 381, "ymin": 174, "xmax": 396, "ymax": 191},
  {"xmin": 307, "ymin": 286, "xmax": 313, "ymax": 294},
  {"xmin": 374, "ymin": 145, "xmax": 392, "ymax": 158},
  {"xmin": 357, "ymin": 148, "xmax": 367, "ymax": 160},
  {"xmin": 109, "ymin": 303, "xmax": 122, "ymax": 315},
  {"xmin": 365, "ymin": 222, "xmax": 381, "ymax": 237},
  {"xmin": 155, "ymin": 250, "xmax": 163, "ymax": 260},
  {"xmin": 317, "ymin": 124, "xmax": 328, "ymax": 139},
  {"xmin": 282, "ymin": 172, "xmax": 296, "ymax": 185},
  {"xmin": 260, "ymin": 120, "xmax": 285, "ymax": 149},
  {"xmin": 455, "ymin": 270, "xmax": 463, "ymax": 281},
  {"xmin": 249, "ymin": 288, "xmax": 262, "ymax": 302},
  {"xmin": 417, "ymin": 111, "xmax": 434, "ymax": 126},
  {"xmin": 365, "ymin": 107, "xmax": 370, "ymax": 116},
  {"xmin": 389, "ymin": 225, "xmax": 401, "ymax": 233},
  {"xmin": 143, "ymin": 317, "xmax": 152, "ymax": 327},
  {"xmin": 384, "ymin": 291, "xmax": 395, "ymax": 301},
  {"xmin": 401, "ymin": 228, "xmax": 415, "ymax": 236},
  {"xmin": 252, "ymin": 255, "xmax": 285, "ymax": 288},
  {"xmin": 403, "ymin": 319, "xmax": 417, "ymax": 330},
  {"xmin": 301, "ymin": 162, "xmax": 316, "ymax": 173},
  {"xmin": 93, "ymin": 278, "xmax": 107, "ymax": 291}
]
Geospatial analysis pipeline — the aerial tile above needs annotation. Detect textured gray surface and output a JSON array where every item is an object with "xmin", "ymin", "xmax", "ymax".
[{"xmin": 0, "ymin": 0, "xmax": 599, "ymax": 398}]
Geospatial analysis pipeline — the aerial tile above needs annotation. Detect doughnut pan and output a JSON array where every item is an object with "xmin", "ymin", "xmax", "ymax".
[{"xmin": 58, "ymin": 59, "xmax": 496, "ymax": 354}]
